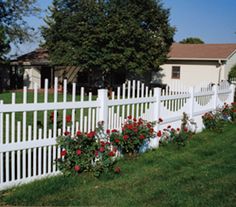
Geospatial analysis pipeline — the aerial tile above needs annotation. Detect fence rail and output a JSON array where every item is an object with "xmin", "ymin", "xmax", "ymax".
[{"xmin": 0, "ymin": 78, "xmax": 235, "ymax": 190}]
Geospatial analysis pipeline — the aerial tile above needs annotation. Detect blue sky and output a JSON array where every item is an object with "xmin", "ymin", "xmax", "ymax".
[{"xmin": 10, "ymin": 0, "xmax": 236, "ymax": 57}]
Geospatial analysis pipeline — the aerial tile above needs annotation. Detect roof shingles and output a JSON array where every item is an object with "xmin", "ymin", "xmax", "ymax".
[{"xmin": 169, "ymin": 43, "xmax": 236, "ymax": 60}]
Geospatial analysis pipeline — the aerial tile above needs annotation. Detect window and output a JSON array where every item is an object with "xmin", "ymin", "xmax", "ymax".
[{"xmin": 172, "ymin": 66, "xmax": 180, "ymax": 79}]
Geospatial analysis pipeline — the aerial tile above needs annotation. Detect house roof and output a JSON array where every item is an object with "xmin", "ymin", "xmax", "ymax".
[
  {"xmin": 12, "ymin": 48, "xmax": 50, "ymax": 65},
  {"xmin": 168, "ymin": 43, "xmax": 236, "ymax": 61}
]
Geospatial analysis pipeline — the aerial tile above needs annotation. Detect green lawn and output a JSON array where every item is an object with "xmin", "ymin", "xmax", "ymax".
[{"xmin": 0, "ymin": 123, "xmax": 235, "ymax": 206}]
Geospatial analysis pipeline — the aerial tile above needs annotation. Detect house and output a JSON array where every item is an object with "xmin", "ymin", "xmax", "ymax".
[
  {"xmin": 11, "ymin": 43, "xmax": 236, "ymax": 90},
  {"xmin": 11, "ymin": 48, "xmax": 80, "ymax": 89},
  {"xmin": 158, "ymin": 43, "xmax": 236, "ymax": 87},
  {"xmin": 11, "ymin": 49, "xmax": 126, "ymax": 92}
]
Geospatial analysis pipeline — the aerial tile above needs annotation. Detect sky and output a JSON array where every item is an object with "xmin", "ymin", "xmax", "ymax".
[{"xmin": 9, "ymin": 0, "xmax": 236, "ymax": 57}]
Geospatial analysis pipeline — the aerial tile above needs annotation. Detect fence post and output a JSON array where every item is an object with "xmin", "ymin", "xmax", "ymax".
[
  {"xmin": 230, "ymin": 84, "xmax": 236, "ymax": 103},
  {"xmin": 213, "ymin": 85, "xmax": 218, "ymax": 110},
  {"xmin": 189, "ymin": 87, "xmax": 195, "ymax": 119},
  {"xmin": 97, "ymin": 89, "xmax": 108, "ymax": 131},
  {"xmin": 149, "ymin": 87, "xmax": 161, "ymax": 149}
]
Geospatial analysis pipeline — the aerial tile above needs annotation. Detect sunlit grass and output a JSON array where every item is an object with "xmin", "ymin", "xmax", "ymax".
[{"xmin": 0, "ymin": 123, "xmax": 235, "ymax": 206}]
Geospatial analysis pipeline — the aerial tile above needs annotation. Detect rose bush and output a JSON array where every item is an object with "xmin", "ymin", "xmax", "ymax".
[
  {"xmin": 56, "ymin": 122, "xmax": 117, "ymax": 177},
  {"xmin": 158, "ymin": 114, "xmax": 195, "ymax": 147},
  {"xmin": 202, "ymin": 103, "xmax": 236, "ymax": 132},
  {"xmin": 109, "ymin": 116, "xmax": 157, "ymax": 155}
]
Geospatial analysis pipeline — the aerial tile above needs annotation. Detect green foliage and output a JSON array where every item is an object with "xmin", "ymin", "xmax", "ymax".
[
  {"xmin": 228, "ymin": 64, "xmax": 236, "ymax": 78},
  {"xmin": 42, "ymin": 0, "xmax": 175, "ymax": 78},
  {"xmin": 109, "ymin": 116, "xmax": 156, "ymax": 154},
  {"xmin": 179, "ymin": 37, "xmax": 204, "ymax": 44},
  {"xmin": 0, "ymin": 0, "xmax": 40, "ymax": 58}
]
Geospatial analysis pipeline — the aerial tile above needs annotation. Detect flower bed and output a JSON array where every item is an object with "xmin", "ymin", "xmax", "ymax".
[{"xmin": 56, "ymin": 117, "xmax": 158, "ymax": 177}]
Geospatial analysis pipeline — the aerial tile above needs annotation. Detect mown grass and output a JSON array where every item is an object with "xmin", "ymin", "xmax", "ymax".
[{"xmin": 0, "ymin": 123, "xmax": 236, "ymax": 206}]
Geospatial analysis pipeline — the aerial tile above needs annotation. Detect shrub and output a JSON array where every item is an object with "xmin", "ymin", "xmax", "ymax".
[
  {"xmin": 158, "ymin": 113, "xmax": 195, "ymax": 147},
  {"xmin": 202, "ymin": 103, "xmax": 236, "ymax": 132},
  {"xmin": 222, "ymin": 102, "xmax": 236, "ymax": 122},
  {"xmin": 109, "ymin": 116, "xmax": 156, "ymax": 155},
  {"xmin": 56, "ymin": 122, "xmax": 117, "ymax": 177}
]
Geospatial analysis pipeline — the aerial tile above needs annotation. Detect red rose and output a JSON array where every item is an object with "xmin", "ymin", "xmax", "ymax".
[
  {"xmin": 74, "ymin": 165, "xmax": 80, "ymax": 172},
  {"xmin": 147, "ymin": 123, "xmax": 151, "ymax": 128},
  {"xmin": 114, "ymin": 166, "xmax": 121, "ymax": 173},
  {"xmin": 112, "ymin": 129, "xmax": 117, "ymax": 133},
  {"xmin": 158, "ymin": 118, "xmax": 163, "ymax": 122},
  {"xmin": 157, "ymin": 130, "xmax": 162, "ymax": 137},
  {"xmin": 139, "ymin": 134, "xmax": 145, "ymax": 139},
  {"xmin": 171, "ymin": 128, "xmax": 175, "ymax": 132},
  {"xmin": 106, "ymin": 129, "xmax": 110, "ymax": 134},
  {"xmin": 99, "ymin": 147, "xmax": 105, "ymax": 153},
  {"xmin": 76, "ymin": 131, "xmax": 82, "ymax": 136},
  {"xmin": 123, "ymin": 135, "xmax": 129, "ymax": 140},
  {"xmin": 100, "ymin": 141, "xmax": 105, "ymax": 147},
  {"xmin": 184, "ymin": 127, "xmax": 188, "ymax": 132},
  {"xmin": 115, "ymin": 138, "xmax": 120, "ymax": 143},
  {"xmin": 133, "ymin": 128, "xmax": 138, "ymax": 133},
  {"xmin": 95, "ymin": 151, "xmax": 99, "ymax": 157},
  {"xmin": 108, "ymin": 151, "xmax": 115, "ymax": 157},
  {"xmin": 127, "ymin": 115, "xmax": 132, "ymax": 119},
  {"xmin": 64, "ymin": 131, "xmax": 70, "ymax": 136},
  {"xmin": 133, "ymin": 118, "xmax": 137, "ymax": 122},
  {"xmin": 87, "ymin": 131, "xmax": 95, "ymax": 138},
  {"xmin": 76, "ymin": 149, "xmax": 82, "ymax": 156},
  {"xmin": 127, "ymin": 124, "xmax": 133, "ymax": 130},
  {"xmin": 66, "ymin": 115, "xmax": 72, "ymax": 123},
  {"xmin": 61, "ymin": 150, "xmax": 67, "ymax": 157},
  {"xmin": 149, "ymin": 128, "xmax": 154, "ymax": 134},
  {"xmin": 177, "ymin": 128, "xmax": 180, "ymax": 131}
]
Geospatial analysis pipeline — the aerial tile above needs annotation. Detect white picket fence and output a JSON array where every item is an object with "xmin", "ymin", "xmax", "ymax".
[{"xmin": 0, "ymin": 78, "xmax": 235, "ymax": 190}]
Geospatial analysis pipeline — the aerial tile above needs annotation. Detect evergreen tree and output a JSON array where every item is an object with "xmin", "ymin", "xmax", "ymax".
[
  {"xmin": 180, "ymin": 37, "xmax": 204, "ymax": 44},
  {"xmin": 42, "ymin": 0, "xmax": 175, "ymax": 80}
]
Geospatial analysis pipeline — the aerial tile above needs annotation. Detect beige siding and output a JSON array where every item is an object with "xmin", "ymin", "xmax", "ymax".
[{"xmin": 159, "ymin": 60, "xmax": 223, "ymax": 87}]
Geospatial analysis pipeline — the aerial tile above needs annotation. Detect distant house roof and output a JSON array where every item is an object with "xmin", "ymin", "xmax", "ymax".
[
  {"xmin": 12, "ymin": 48, "xmax": 50, "ymax": 65},
  {"xmin": 168, "ymin": 43, "xmax": 236, "ymax": 61}
]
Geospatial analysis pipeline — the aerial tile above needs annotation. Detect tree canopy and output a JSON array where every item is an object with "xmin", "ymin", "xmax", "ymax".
[
  {"xmin": 42, "ymin": 0, "xmax": 175, "ymax": 80},
  {"xmin": 179, "ymin": 37, "xmax": 204, "ymax": 44},
  {"xmin": 0, "ymin": 0, "xmax": 40, "ymax": 59}
]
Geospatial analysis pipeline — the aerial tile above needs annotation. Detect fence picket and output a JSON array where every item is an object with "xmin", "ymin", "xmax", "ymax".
[
  {"xmin": 43, "ymin": 79, "xmax": 48, "ymax": 140},
  {"xmin": 33, "ymin": 84, "xmax": 38, "ymax": 140},
  {"xmin": 11, "ymin": 93, "xmax": 15, "ymax": 143},
  {"xmin": 71, "ymin": 83, "xmax": 76, "ymax": 136},
  {"xmin": 22, "ymin": 87, "xmax": 27, "ymax": 142}
]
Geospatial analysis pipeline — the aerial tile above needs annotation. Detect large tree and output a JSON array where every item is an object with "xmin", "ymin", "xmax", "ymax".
[
  {"xmin": 180, "ymin": 37, "xmax": 204, "ymax": 44},
  {"xmin": 0, "ymin": 0, "xmax": 40, "ymax": 58},
  {"xmin": 42, "ymin": 0, "xmax": 175, "ymax": 80}
]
